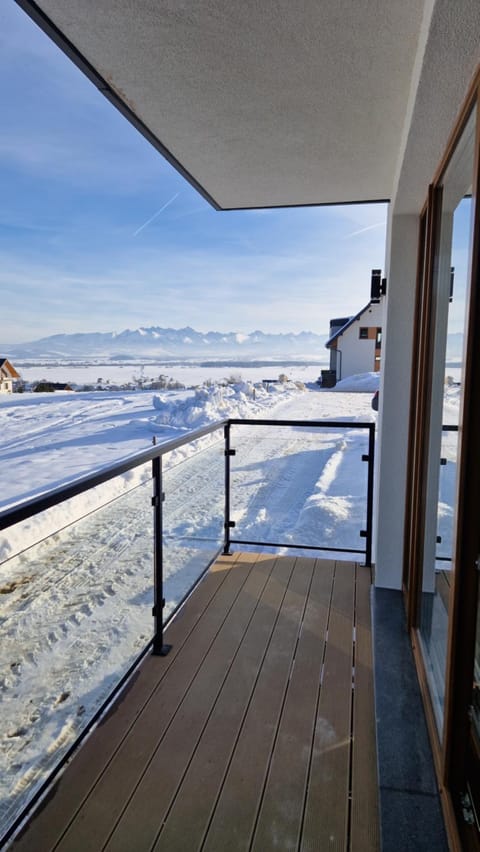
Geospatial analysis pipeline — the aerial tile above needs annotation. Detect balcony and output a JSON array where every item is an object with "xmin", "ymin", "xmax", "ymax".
[{"xmin": 0, "ymin": 419, "xmax": 445, "ymax": 850}]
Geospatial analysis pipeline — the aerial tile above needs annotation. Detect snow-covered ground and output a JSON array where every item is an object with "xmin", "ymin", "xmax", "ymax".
[
  {"xmin": 16, "ymin": 359, "xmax": 326, "ymax": 392},
  {"xmin": 0, "ymin": 370, "xmax": 458, "ymax": 840}
]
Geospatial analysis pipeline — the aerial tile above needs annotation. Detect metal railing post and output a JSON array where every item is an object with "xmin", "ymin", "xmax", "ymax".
[
  {"xmin": 365, "ymin": 424, "xmax": 375, "ymax": 568},
  {"xmin": 224, "ymin": 422, "xmax": 232, "ymax": 555},
  {"xmin": 152, "ymin": 455, "xmax": 171, "ymax": 656}
]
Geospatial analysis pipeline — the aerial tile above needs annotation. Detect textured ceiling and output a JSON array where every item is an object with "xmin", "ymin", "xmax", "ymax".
[
  {"xmin": 16, "ymin": 1, "xmax": 480, "ymax": 212},
  {"xmin": 18, "ymin": 0, "xmax": 425, "ymax": 209},
  {"xmin": 392, "ymin": 0, "xmax": 480, "ymax": 214}
]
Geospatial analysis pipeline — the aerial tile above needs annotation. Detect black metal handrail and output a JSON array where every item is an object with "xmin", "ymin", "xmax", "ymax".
[{"xmin": 0, "ymin": 419, "xmax": 228, "ymax": 531}]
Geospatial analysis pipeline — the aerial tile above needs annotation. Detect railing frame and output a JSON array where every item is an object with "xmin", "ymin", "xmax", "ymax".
[
  {"xmin": 0, "ymin": 414, "xmax": 376, "ymax": 849},
  {"xmin": 224, "ymin": 418, "xmax": 375, "ymax": 567},
  {"xmin": 152, "ymin": 455, "xmax": 172, "ymax": 656},
  {"xmin": 1, "ymin": 416, "xmax": 376, "ymax": 647}
]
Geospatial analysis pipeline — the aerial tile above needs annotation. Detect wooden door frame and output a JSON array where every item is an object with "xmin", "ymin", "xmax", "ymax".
[
  {"xmin": 443, "ymin": 80, "xmax": 480, "ymax": 811},
  {"xmin": 403, "ymin": 68, "xmax": 480, "ymax": 848}
]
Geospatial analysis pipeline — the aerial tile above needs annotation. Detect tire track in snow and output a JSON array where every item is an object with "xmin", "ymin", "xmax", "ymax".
[
  {"xmin": 0, "ymin": 400, "xmax": 124, "ymax": 455},
  {"xmin": 230, "ymin": 427, "xmax": 347, "ymax": 548}
]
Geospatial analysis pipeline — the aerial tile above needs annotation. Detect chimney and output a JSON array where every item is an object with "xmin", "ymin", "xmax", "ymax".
[{"xmin": 370, "ymin": 269, "xmax": 382, "ymax": 302}]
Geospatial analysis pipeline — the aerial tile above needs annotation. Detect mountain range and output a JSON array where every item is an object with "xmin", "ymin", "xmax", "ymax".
[{"xmin": 2, "ymin": 326, "xmax": 328, "ymax": 361}]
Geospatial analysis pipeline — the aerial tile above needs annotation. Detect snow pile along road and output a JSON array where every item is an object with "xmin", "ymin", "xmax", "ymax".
[{"xmin": 152, "ymin": 379, "xmax": 304, "ymax": 427}]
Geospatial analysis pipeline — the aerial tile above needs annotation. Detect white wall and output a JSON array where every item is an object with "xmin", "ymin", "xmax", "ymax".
[
  {"xmin": 374, "ymin": 212, "xmax": 419, "ymax": 589},
  {"xmin": 337, "ymin": 301, "xmax": 383, "ymax": 380}
]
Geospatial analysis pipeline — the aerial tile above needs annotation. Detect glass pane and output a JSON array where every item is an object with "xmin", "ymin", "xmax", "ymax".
[
  {"xmin": 0, "ymin": 465, "xmax": 153, "ymax": 838},
  {"xmin": 418, "ymin": 106, "xmax": 477, "ymax": 736},
  {"xmin": 163, "ymin": 430, "xmax": 224, "ymax": 616},
  {"xmin": 230, "ymin": 422, "xmax": 370, "ymax": 558},
  {"xmin": 435, "ymin": 427, "xmax": 458, "ymax": 564}
]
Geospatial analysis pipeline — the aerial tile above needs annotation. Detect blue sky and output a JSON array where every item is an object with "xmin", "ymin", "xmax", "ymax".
[{"xmin": 1, "ymin": 1, "xmax": 387, "ymax": 343}]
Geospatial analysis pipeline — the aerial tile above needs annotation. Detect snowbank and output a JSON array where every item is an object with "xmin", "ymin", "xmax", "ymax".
[
  {"xmin": 333, "ymin": 372, "xmax": 380, "ymax": 393},
  {"xmin": 152, "ymin": 380, "xmax": 303, "ymax": 428}
]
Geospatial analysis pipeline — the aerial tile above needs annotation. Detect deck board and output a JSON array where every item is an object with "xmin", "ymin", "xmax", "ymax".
[
  {"xmin": 300, "ymin": 561, "xmax": 356, "ymax": 852},
  {"xmin": 11, "ymin": 554, "xmax": 379, "ymax": 852}
]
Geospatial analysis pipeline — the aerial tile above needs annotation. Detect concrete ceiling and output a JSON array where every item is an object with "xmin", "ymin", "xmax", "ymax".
[{"xmin": 15, "ymin": 1, "xmax": 480, "ymax": 212}]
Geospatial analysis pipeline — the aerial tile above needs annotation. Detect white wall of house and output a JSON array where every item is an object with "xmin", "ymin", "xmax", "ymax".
[
  {"xmin": 374, "ymin": 212, "xmax": 419, "ymax": 589},
  {"xmin": 0, "ymin": 379, "xmax": 13, "ymax": 393},
  {"xmin": 335, "ymin": 301, "xmax": 383, "ymax": 380},
  {"xmin": 372, "ymin": 3, "xmax": 480, "ymax": 590}
]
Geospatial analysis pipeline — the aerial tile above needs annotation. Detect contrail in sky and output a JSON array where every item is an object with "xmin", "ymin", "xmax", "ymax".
[
  {"xmin": 345, "ymin": 222, "xmax": 384, "ymax": 238},
  {"xmin": 133, "ymin": 192, "xmax": 180, "ymax": 236}
]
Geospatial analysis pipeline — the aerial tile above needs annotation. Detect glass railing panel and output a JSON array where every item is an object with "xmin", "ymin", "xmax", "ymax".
[
  {"xmin": 0, "ymin": 464, "xmax": 152, "ymax": 840},
  {"xmin": 229, "ymin": 422, "xmax": 371, "ymax": 559},
  {"xmin": 162, "ymin": 430, "xmax": 225, "ymax": 616}
]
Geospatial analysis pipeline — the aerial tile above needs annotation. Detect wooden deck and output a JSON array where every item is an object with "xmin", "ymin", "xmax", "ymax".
[{"xmin": 12, "ymin": 553, "xmax": 379, "ymax": 852}]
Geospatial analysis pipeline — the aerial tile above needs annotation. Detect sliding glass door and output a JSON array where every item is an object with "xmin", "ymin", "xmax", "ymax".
[
  {"xmin": 417, "ymin": 105, "xmax": 477, "ymax": 735},
  {"xmin": 405, "ymin": 71, "xmax": 480, "ymax": 847}
]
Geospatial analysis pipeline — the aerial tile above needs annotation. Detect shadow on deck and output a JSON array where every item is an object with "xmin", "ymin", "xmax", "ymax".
[{"xmin": 11, "ymin": 553, "xmax": 379, "ymax": 851}]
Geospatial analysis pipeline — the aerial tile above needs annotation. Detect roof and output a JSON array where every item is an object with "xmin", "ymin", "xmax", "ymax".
[
  {"xmin": 325, "ymin": 303, "xmax": 373, "ymax": 348},
  {"xmin": 16, "ymin": 1, "xmax": 480, "ymax": 214},
  {"xmin": 0, "ymin": 358, "xmax": 21, "ymax": 379}
]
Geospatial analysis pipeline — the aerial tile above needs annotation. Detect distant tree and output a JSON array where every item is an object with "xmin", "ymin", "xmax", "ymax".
[
  {"xmin": 34, "ymin": 382, "xmax": 56, "ymax": 393},
  {"xmin": 132, "ymin": 366, "xmax": 146, "ymax": 388}
]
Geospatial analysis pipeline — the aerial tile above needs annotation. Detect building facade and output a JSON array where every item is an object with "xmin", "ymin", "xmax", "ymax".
[{"xmin": 326, "ymin": 299, "xmax": 383, "ymax": 383}]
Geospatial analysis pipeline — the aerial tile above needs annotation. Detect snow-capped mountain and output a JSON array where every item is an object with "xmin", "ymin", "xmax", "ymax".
[{"xmin": 2, "ymin": 326, "xmax": 327, "ymax": 360}]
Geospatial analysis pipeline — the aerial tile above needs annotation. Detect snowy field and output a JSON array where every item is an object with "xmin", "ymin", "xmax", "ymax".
[
  {"xmin": 0, "ymin": 369, "xmax": 458, "ymax": 841},
  {"xmin": 15, "ymin": 359, "xmax": 326, "ymax": 392}
]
